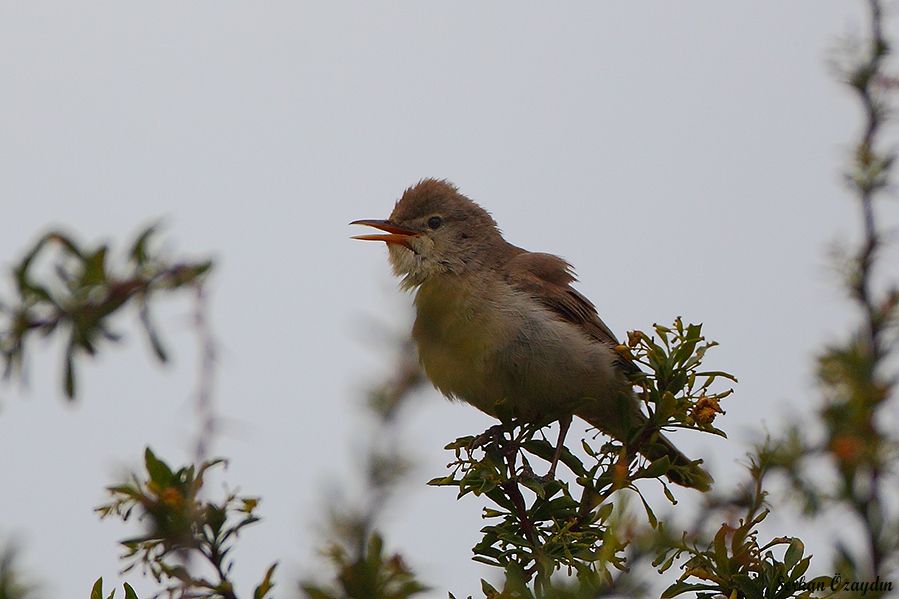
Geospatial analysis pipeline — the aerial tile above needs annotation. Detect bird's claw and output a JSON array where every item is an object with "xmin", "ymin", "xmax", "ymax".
[{"xmin": 468, "ymin": 424, "xmax": 506, "ymax": 451}]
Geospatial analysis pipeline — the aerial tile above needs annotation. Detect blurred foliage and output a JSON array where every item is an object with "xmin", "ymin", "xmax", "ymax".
[
  {"xmin": 300, "ymin": 338, "xmax": 430, "ymax": 598},
  {"xmin": 0, "ymin": 545, "xmax": 36, "ymax": 599},
  {"xmin": 760, "ymin": 0, "xmax": 899, "ymax": 595},
  {"xmin": 302, "ymin": 534, "xmax": 426, "ymax": 599},
  {"xmin": 0, "ymin": 225, "xmax": 211, "ymax": 399},
  {"xmin": 95, "ymin": 448, "xmax": 276, "ymax": 599}
]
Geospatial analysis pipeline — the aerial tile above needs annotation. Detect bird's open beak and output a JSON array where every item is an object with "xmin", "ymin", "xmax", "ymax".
[{"xmin": 350, "ymin": 219, "xmax": 420, "ymax": 249}]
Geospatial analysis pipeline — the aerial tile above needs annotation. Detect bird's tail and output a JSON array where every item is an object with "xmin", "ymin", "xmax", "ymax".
[
  {"xmin": 641, "ymin": 431, "xmax": 713, "ymax": 492},
  {"xmin": 579, "ymin": 412, "xmax": 713, "ymax": 492}
]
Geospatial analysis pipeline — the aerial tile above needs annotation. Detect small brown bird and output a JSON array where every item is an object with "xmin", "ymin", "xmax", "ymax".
[{"xmin": 352, "ymin": 179, "xmax": 711, "ymax": 490}]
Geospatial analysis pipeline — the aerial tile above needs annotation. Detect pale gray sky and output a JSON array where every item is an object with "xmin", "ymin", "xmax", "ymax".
[{"xmin": 0, "ymin": 2, "xmax": 890, "ymax": 597}]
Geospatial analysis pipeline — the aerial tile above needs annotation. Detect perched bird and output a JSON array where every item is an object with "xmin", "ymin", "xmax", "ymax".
[{"xmin": 352, "ymin": 179, "xmax": 711, "ymax": 490}]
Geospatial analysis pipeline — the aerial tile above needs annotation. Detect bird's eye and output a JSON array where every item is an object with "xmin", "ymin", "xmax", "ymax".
[{"xmin": 427, "ymin": 216, "xmax": 442, "ymax": 230}]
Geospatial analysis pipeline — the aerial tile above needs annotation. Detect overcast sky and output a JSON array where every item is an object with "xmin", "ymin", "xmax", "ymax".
[{"xmin": 1, "ymin": 2, "xmax": 895, "ymax": 597}]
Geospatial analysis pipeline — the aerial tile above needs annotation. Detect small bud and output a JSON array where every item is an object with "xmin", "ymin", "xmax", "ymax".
[
  {"xmin": 829, "ymin": 435, "xmax": 863, "ymax": 464},
  {"xmin": 160, "ymin": 486, "xmax": 183, "ymax": 509},
  {"xmin": 612, "ymin": 448, "xmax": 630, "ymax": 488},
  {"xmin": 614, "ymin": 344, "xmax": 634, "ymax": 360},
  {"xmin": 627, "ymin": 330, "xmax": 644, "ymax": 348}
]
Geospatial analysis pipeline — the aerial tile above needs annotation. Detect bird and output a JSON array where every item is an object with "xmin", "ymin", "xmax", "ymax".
[{"xmin": 351, "ymin": 178, "xmax": 711, "ymax": 491}]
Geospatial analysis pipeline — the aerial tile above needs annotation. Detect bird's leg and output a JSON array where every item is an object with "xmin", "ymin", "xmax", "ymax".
[{"xmin": 546, "ymin": 415, "xmax": 572, "ymax": 479}]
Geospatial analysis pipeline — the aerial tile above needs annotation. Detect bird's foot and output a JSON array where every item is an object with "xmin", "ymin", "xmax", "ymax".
[
  {"xmin": 468, "ymin": 424, "xmax": 506, "ymax": 452},
  {"xmin": 533, "ymin": 467, "xmax": 559, "ymax": 483}
]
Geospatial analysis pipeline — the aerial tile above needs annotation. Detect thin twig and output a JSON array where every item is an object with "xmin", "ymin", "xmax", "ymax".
[{"xmin": 192, "ymin": 284, "xmax": 218, "ymax": 464}]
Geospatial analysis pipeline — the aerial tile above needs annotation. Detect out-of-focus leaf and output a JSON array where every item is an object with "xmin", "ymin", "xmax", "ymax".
[
  {"xmin": 64, "ymin": 348, "xmax": 76, "ymax": 399},
  {"xmin": 138, "ymin": 302, "xmax": 168, "ymax": 363},
  {"xmin": 253, "ymin": 562, "xmax": 277, "ymax": 599},
  {"xmin": 144, "ymin": 447, "xmax": 174, "ymax": 487}
]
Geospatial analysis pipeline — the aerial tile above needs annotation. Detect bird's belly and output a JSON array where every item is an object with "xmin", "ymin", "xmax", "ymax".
[
  {"xmin": 413, "ymin": 283, "xmax": 619, "ymax": 424},
  {"xmin": 414, "ymin": 307, "xmax": 507, "ymax": 415}
]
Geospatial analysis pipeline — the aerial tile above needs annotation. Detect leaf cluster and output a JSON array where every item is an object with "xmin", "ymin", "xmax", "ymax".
[
  {"xmin": 301, "ymin": 534, "xmax": 427, "ymax": 599},
  {"xmin": 622, "ymin": 318, "xmax": 733, "ymax": 439},
  {"xmin": 656, "ymin": 453, "xmax": 823, "ymax": 599},
  {"xmin": 300, "ymin": 338, "xmax": 430, "ymax": 599},
  {"xmin": 0, "ymin": 226, "xmax": 212, "ymax": 398},
  {"xmin": 95, "ymin": 448, "xmax": 276, "ymax": 599},
  {"xmin": 0, "ymin": 545, "xmax": 37, "ymax": 599}
]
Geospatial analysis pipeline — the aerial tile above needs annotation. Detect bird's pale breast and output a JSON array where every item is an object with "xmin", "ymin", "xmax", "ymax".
[{"xmin": 412, "ymin": 273, "xmax": 624, "ymax": 424}]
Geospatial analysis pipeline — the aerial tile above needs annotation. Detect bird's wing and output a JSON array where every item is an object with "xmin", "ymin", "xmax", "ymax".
[{"xmin": 504, "ymin": 251, "xmax": 637, "ymax": 372}]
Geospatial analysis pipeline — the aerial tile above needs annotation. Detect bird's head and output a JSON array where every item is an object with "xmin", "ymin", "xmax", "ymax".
[{"xmin": 352, "ymin": 179, "xmax": 504, "ymax": 288}]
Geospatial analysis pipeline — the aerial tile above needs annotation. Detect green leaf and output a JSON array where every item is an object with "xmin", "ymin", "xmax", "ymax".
[
  {"xmin": 123, "ymin": 583, "xmax": 139, "ymax": 599},
  {"xmin": 83, "ymin": 246, "xmax": 109, "ymax": 286},
  {"xmin": 444, "ymin": 436, "xmax": 476, "ymax": 450},
  {"xmin": 784, "ymin": 538, "xmax": 804, "ymax": 570},
  {"xmin": 639, "ymin": 494, "xmax": 658, "ymax": 528},
  {"xmin": 521, "ymin": 439, "xmax": 555, "ymax": 462},
  {"xmin": 657, "ymin": 391, "xmax": 677, "ymax": 419},
  {"xmin": 254, "ymin": 562, "xmax": 278, "ymax": 599},
  {"xmin": 299, "ymin": 585, "xmax": 333, "ymax": 599},
  {"xmin": 595, "ymin": 502, "xmax": 614, "ymax": 523},
  {"xmin": 472, "ymin": 555, "xmax": 503, "ymax": 568},
  {"xmin": 696, "ymin": 370, "xmax": 738, "ymax": 382},
  {"xmin": 427, "ymin": 475, "xmax": 458, "ymax": 486},
  {"xmin": 64, "ymin": 348, "xmax": 76, "ymax": 399},
  {"xmin": 661, "ymin": 581, "xmax": 710, "ymax": 598},
  {"xmin": 91, "ymin": 578, "xmax": 104, "ymax": 599},
  {"xmin": 713, "ymin": 524, "xmax": 729, "ymax": 565},
  {"xmin": 480, "ymin": 579, "xmax": 499, "ymax": 595},
  {"xmin": 520, "ymin": 477, "xmax": 546, "ymax": 499},
  {"xmin": 192, "ymin": 260, "xmax": 213, "ymax": 278},
  {"xmin": 130, "ymin": 224, "xmax": 159, "ymax": 264},
  {"xmin": 205, "ymin": 504, "xmax": 227, "ymax": 536},
  {"xmin": 662, "ymin": 484, "xmax": 677, "ymax": 505},
  {"xmin": 656, "ymin": 553, "xmax": 676, "ymax": 574},
  {"xmin": 139, "ymin": 303, "xmax": 168, "ymax": 363},
  {"xmin": 790, "ymin": 555, "xmax": 811, "ymax": 581},
  {"xmin": 638, "ymin": 455, "xmax": 671, "ymax": 480},
  {"xmin": 144, "ymin": 447, "xmax": 174, "ymax": 486}
]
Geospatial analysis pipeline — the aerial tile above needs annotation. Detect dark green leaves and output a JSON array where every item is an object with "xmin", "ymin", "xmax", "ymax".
[
  {"xmin": 624, "ymin": 318, "xmax": 733, "ymax": 438},
  {"xmin": 95, "ymin": 448, "xmax": 268, "ymax": 599},
  {"xmin": 0, "ymin": 226, "xmax": 213, "ymax": 399},
  {"xmin": 657, "ymin": 451, "xmax": 819, "ymax": 599},
  {"xmin": 90, "ymin": 578, "xmax": 139, "ymax": 599}
]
